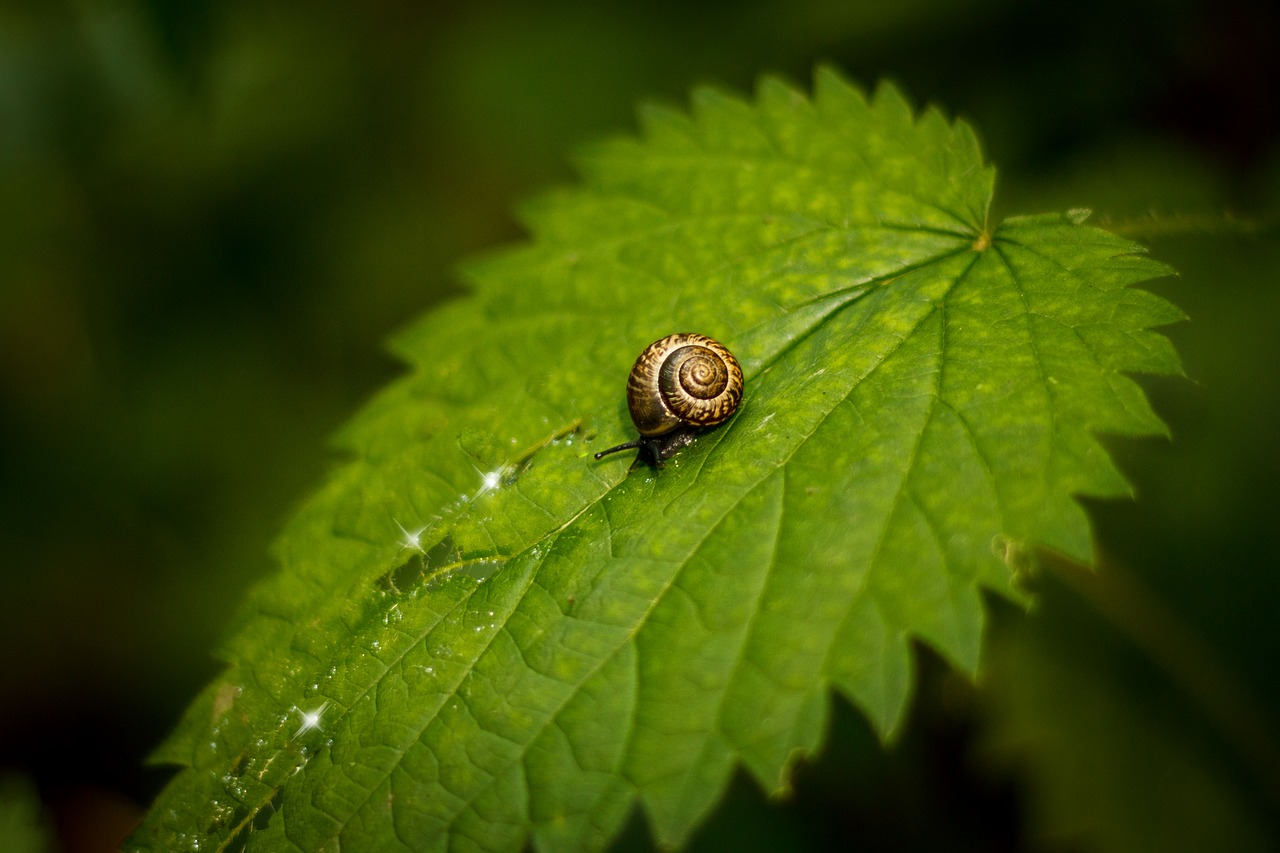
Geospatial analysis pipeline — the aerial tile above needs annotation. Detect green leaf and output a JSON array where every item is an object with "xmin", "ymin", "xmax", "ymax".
[{"xmin": 129, "ymin": 68, "xmax": 1182, "ymax": 852}]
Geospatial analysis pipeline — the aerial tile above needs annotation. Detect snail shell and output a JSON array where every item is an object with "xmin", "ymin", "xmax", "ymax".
[
  {"xmin": 595, "ymin": 333, "xmax": 744, "ymax": 468},
  {"xmin": 627, "ymin": 334, "xmax": 743, "ymax": 435}
]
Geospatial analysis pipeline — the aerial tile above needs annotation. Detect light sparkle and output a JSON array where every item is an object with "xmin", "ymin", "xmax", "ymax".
[
  {"xmin": 292, "ymin": 701, "xmax": 331, "ymax": 739},
  {"xmin": 474, "ymin": 464, "xmax": 510, "ymax": 498},
  {"xmin": 394, "ymin": 519, "xmax": 427, "ymax": 553}
]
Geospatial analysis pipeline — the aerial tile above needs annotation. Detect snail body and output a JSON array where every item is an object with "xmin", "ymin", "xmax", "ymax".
[{"xmin": 595, "ymin": 333, "xmax": 743, "ymax": 469}]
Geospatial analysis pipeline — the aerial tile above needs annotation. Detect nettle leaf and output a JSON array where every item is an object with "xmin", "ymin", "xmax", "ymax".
[{"xmin": 130, "ymin": 68, "xmax": 1182, "ymax": 852}]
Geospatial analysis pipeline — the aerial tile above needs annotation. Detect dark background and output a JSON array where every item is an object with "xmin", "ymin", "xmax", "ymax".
[{"xmin": 1, "ymin": 0, "xmax": 1277, "ymax": 850}]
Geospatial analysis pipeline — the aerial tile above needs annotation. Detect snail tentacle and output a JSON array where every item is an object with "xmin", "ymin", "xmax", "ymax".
[{"xmin": 593, "ymin": 439, "xmax": 642, "ymax": 460}]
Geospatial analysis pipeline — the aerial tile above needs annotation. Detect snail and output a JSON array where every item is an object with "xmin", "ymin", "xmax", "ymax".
[{"xmin": 594, "ymin": 333, "xmax": 744, "ymax": 469}]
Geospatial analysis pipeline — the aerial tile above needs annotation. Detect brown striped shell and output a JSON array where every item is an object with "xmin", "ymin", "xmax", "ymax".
[{"xmin": 625, "ymin": 333, "xmax": 743, "ymax": 437}]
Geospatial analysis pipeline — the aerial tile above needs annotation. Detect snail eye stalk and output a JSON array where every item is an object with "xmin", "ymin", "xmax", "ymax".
[{"xmin": 593, "ymin": 439, "xmax": 642, "ymax": 460}]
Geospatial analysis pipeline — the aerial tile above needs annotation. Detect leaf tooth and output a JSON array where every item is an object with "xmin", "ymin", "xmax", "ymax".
[
  {"xmin": 754, "ymin": 73, "xmax": 808, "ymax": 113},
  {"xmin": 634, "ymin": 100, "xmax": 699, "ymax": 149},
  {"xmin": 509, "ymin": 186, "xmax": 578, "ymax": 237},
  {"xmin": 869, "ymin": 79, "xmax": 916, "ymax": 130},
  {"xmin": 813, "ymin": 64, "xmax": 869, "ymax": 110},
  {"xmin": 687, "ymin": 85, "xmax": 776, "ymax": 157}
]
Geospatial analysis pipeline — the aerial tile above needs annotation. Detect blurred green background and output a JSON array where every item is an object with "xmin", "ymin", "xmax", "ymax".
[{"xmin": 1, "ymin": 0, "xmax": 1277, "ymax": 850}]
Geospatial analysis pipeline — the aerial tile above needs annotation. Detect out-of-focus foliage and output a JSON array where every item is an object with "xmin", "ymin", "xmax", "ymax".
[
  {"xmin": 1, "ymin": 0, "xmax": 1277, "ymax": 850},
  {"xmin": 0, "ymin": 773, "xmax": 54, "ymax": 853}
]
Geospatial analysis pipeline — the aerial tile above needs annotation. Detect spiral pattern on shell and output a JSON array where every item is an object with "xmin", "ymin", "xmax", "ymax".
[{"xmin": 626, "ymin": 333, "xmax": 743, "ymax": 437}]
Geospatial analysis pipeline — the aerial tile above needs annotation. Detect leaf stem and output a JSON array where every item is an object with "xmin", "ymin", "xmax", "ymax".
[{"xmin": 1095, "ymin": 211, "xmax": 1275, "ymax": 240}]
